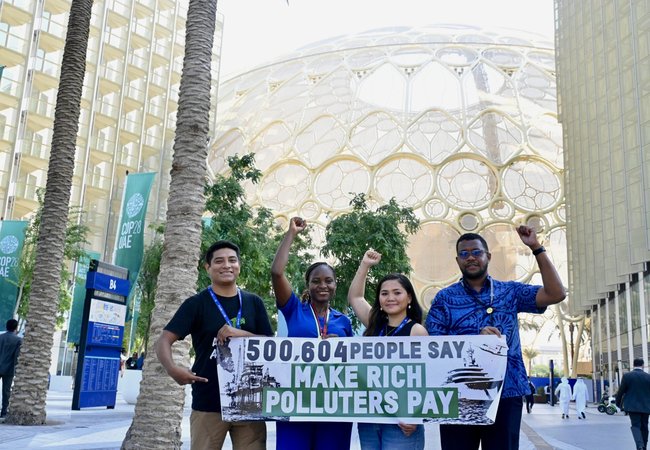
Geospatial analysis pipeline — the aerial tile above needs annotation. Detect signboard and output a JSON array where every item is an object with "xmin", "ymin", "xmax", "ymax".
[
  {"xmin": 72, "ymin": 261, "xmax": 129, "ymax": 410},
  {"xmin": 216, "ymin": 335, "xmax": 508, "ymax": 424},
  {"xmin": 0, "ymin": 220, "xmax": 28, "ymax": 325}
]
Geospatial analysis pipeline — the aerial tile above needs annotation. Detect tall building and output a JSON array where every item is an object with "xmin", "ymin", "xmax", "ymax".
[
  {"xmin": 555, "ymin": 0, "xmax": 650, "ymax": 391},
  {"xmin": 0, "ymin": 0, "xmax": 223, "ymax": 256}
]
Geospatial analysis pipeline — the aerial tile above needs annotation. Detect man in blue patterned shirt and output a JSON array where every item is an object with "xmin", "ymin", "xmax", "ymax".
[{"xmin": 426, "ymin": 226, "xmax": 566, "ymax": 450}]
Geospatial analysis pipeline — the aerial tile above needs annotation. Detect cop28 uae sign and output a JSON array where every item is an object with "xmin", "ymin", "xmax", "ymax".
[
  {"xmin": 216, "ymin": 335, "xmax": 508, "ymax": 424},
  {"xmin": 0, "ymin": 220, "xmax": 28, "ymax": 325},
  {"xmin": 113, "ymin": 172, "xmax": 155, "ymax": 317}
]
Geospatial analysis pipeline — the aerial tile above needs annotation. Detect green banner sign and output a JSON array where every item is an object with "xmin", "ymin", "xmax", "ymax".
[
  {"xmin": 0, "ymin": 220, "xmax": 28, "ymax": 325},
  {"xmin": 67, "ymin": 250, "xmax": 101, "ymax": 344},
  {"xmin": 113, "ymin": 172, "xmax": 155, "ymax": 320}
]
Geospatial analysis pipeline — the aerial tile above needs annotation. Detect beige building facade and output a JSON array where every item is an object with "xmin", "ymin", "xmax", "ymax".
[
  {"xmin": 555, "ymin": 0, "xmax": 650, "ymax": 390},
  {"xmin": 0, "ymin": 0, "xmax": 223, "ymax": 257}
]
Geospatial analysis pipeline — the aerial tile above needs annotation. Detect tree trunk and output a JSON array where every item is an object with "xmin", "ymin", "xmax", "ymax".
[
  {"xmin": 121, "ymin": 0, "xmax": 217, "ymax": 447},
  {"xmin": 555, "ymin": 307, "xmax": 570, "ymax": 377},
  {"xmin": 5, "ymin": 0, "xmax": 92, "ymax": 425}
]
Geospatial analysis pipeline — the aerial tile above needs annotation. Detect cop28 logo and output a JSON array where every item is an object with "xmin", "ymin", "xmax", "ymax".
[
  {"xmin": 0, "ymin": 235, "xmax": 19, "ymax": 254},
  {"xmin": 126, "ymin": 193, "xmax": 145, "ymax": 218}
]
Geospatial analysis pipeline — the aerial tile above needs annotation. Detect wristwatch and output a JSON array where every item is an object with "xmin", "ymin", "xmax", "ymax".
[{"xmin": 532, "ymin": 246, "xmax": 546, "ymax": 256}]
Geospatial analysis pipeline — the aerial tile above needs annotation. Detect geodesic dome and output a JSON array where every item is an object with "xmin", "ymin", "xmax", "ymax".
[{"xmin": 210, "ymin": 24, "xmax": 566, "ymax": 306}]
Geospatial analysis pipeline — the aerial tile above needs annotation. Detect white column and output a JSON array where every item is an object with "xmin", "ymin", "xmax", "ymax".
[
  {"xmin": 625, "ymin": 282, "xmax": 635, "ymax": 366},
  {"xmin": 614, "ymin": 291, "xmax": 624, "ymax": 384},
  {"xmin": 639, "ymin": 272, "xmax": 649, "ymax": 367},
  {"xmin": 605, "ymin": 297, "xmax": 613, "ymax": 390},
  {"xmin": 597, "ymin": 303, "xmax": 605, "ymax": 395}
]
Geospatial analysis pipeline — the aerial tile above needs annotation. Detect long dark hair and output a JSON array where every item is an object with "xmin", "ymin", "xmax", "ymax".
[
  {"xmin": 300, "ymin": 262, "xmax": 336, "ymax": 303},
  {"xmin": 363, "ymin": 273, "xmax": 423, "ymax": 336}
]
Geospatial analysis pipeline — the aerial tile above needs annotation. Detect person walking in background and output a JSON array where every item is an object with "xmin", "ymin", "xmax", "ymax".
[
  {"xmin": 525, "ymin": 377, "xmax": 536, "ymax": 414},
  {"xmin": 616, "ymin": 358, "xmax": 650, "ymax": 450},
  {"xmin": 125, "ymin": 352, "xmax": 138, "ymax": 370},
  {"xmin": 272, "ymin": 217, "xmax": 353, "ymax": 450},
  {"xmin": 348, "ymin": 249, "xmax": 427, "ymax": 450},
  {"xmin": 572, "ymin": 377, "xmax": 588, "ymax": 419},
  {"xmin": 157, "ymin": 240, "xmax": 273, "ymax": 450},
  {"xmin": 119, "ymin": 348, "xmax": 127, "ymax": 377},
  {"xmin": 555, "ymin": 377, "xmax": 572, "ymax": 419},
  {"xmin": 426, "ymin": 226, "xmax": 566, "ymax": 450},
  {"xmin": 0, "ymin": 319, "xmax": 22, "ymax": 418},
  {"xmin": 135, "ymin": 352, "xmax": 145, "ymax": 370}
]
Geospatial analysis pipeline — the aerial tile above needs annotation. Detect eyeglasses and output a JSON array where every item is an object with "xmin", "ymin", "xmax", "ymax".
[{"xmin": 458, "ymin": 249, "xmax": 485, "ymax": 259}]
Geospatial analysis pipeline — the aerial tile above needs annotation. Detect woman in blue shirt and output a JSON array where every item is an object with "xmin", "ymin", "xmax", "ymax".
[
  {"xmin": 348, "ymin": 249, "xmax": 427, "ymax": 450},
  {"xmin": 271, "ymin": 216, "xmax": 353, "ymax": 450}
]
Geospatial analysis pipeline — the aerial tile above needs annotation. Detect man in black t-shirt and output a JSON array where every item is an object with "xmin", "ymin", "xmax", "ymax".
[{"xmin": 156, "ymin": 240, "xmax": 273, "ymax": 450}]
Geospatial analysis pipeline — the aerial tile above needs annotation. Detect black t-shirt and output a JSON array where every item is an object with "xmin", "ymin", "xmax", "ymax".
[
  {"xmin": 164, "ymin": 288, "xmax": 273, "ymax": 412},
  {"xmin": 368, "ymin": 320, "xmax": 417, "ymax": 337}
]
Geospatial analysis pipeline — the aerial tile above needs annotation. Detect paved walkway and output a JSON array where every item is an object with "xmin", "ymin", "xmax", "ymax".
[{"xmin": 0, "ymin": 391, "xmax": 636, "ymax": 449}]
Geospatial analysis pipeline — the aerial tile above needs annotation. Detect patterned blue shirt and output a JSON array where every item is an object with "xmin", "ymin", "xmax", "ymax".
[{"xmin": 426, "ymin": 276, "xmax": 544, "ymax": 398}]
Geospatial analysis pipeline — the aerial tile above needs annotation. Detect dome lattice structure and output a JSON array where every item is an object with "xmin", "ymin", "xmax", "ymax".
[{"xmin": 210, "ymin": 24, "xmax": 566, "ymax": 306}]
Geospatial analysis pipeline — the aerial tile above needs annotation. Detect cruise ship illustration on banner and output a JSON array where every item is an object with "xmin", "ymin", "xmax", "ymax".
[{"xmin": 444, "ymin": 344, "xmax": 504, "ymax": 400}]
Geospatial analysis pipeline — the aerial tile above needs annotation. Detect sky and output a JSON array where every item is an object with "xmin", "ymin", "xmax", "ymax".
[{"xmin": 216, "ymin": 0, "xmax": 555, "ymax": 79}]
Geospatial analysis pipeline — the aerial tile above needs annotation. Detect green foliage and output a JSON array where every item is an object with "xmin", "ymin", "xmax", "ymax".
[
  {"xmin": 200, "ymin": 154, "xmax": 311, "ymax": 329},
  {"xmin": 13, "ymin": 189, "xmax": 90, "ymax": 327},
  {"xmin": 132, "ymin": 223, "xmax": 164, "ymax": 352},
  {"xmin": 531, "ymin": 364, "xmax": 550, "ymax": 377},
  {"xmin": 322, "ymin": 193, "xmax": 420, "ymax": 325}
]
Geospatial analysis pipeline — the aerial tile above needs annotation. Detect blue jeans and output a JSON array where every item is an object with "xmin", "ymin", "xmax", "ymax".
[
  {"xmin": 276, "ymin": 421, "xmax": 352, "ymax": 450},
  {"xmin": 358, "ymin": 423, "xmax": 424, "ymax": 450}
]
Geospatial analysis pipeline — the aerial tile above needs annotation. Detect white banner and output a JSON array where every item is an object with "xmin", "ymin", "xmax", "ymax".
[{"xmin": 216, "ymin": 335, "xmax": 508, "ymax": 424}]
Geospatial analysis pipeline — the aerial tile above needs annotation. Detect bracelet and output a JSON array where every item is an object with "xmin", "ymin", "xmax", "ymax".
[{"xmin": 532, "ymin": 246, "xmax": 546, "ymax": 256}]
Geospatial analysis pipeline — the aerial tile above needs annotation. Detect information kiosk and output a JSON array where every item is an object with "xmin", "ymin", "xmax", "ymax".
[{"xmin": 72, "ymin": 260, "xmax": 129, "ymax": 410}]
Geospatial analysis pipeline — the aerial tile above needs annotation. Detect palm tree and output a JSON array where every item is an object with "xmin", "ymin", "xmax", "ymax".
[
  {"xmin": 121, "ymin": 0, "xmax": 218, "ymax": 447},
  {"xmin": 522, "ymin": 347, "xmax": 539, "ymax": 375},
  {"xmin": 5, "ymin": 0, "xmax": 93, "ymax": 425}
]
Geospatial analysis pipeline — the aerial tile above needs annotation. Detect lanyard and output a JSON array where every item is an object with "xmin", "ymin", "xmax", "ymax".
[
  {"xmin": 208, "ymin": 286, "xmax": 242, "ymax": 329},
  {"xmin": 310, "ymin": 303, "xmax": 330, "ymax": 339},
  {"xmin": 380, "ymin": 317, "xmax": 410, "ymax": 337}
]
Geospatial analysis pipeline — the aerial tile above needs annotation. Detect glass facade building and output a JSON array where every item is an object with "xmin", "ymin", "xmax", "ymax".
[
  {"xmin": 0, "ymin": 0, "xmax": 223, "ymax": 256},
  {"xmin": 555, "ymin": 0, "xmax": 650, "ymax": 390},
  {"xmin": 212, "ymin": 25, "xmax": 566, "ymax": 315}
]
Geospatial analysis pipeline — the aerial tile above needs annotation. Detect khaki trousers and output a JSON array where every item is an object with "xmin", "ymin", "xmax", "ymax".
[{"xmin": 190, "ymin": 410, "xmax": 266, "ymax": 450}]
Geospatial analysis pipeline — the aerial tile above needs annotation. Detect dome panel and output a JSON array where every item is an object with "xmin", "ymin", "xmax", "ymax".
[
  {"xmin": 349, "ymin": 111, "xmax": 402, "ymax": 164},
  {"xmin": 259, "ymin": 163, "xmax": 311, "ymax": 212},
  {"xmin": 406, "ymin": 110, "xmax": 462, "ymax": 163},
  {"xmin": 437, "ymin": 158, "xmax": 497, "ymax": 209},
  {"xmin": 211, "ymin": 24, "xmax": 563, "ymax": 300},
  {"xmin": 502, "ymin": 158, "xmax": 562, "ymax": 212},
  {"xmin": 313, "ymin": 159, "xmax": 371, "ymax": 209},
  {"xmin": 375, "ymin": 157, "xmax": 433, "ymax": 206}
]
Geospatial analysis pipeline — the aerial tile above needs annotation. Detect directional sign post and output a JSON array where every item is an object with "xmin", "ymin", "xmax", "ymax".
[{"xmin": 72, "ymin": 260, "xmax": 129, "ymax": 410}]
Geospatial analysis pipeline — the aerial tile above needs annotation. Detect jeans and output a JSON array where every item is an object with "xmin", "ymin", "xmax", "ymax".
[
  {"xmin": 276, "ymin": 421, "xmax": 352, "ymax": 450},
  {"xmin": 358, "ymin": 423, "xmax": 424, "ymax": 450}
]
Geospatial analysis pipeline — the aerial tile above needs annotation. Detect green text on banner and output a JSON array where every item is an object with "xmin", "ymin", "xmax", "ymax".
[{"xmin": 0, "ymin": 220, "xmax": 28, "ymax": 325}]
